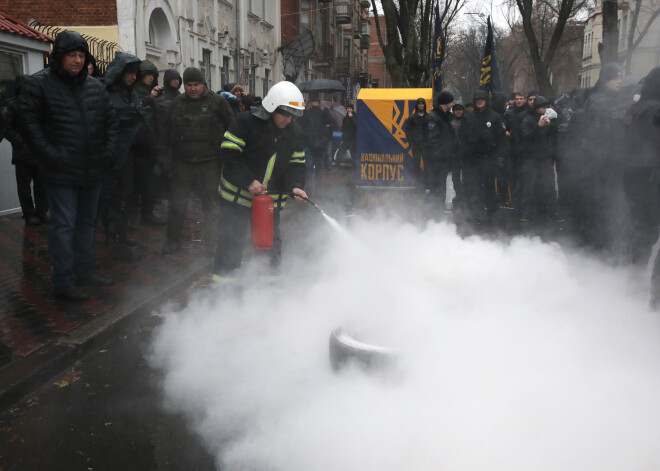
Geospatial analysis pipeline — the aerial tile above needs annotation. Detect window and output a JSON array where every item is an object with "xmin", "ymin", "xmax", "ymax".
[
  {"xmin": 263, "ymin": 68, "xmax": 270, "ymax": 97},
  {"xmin": 222, "ymin": 56, "xmax": 230, "ymax": 88},
  {"xmin": 201, "ymin": 49, "xmax": 212, "ymax": 89},
  {"xmin": 0, "ymin": 48, "xmax": 24, "ymax": 97},
  {"xmin": 301, "ymin": 0, "xmax": 311, "ymax": 30},
  {"xmin": 343, "ymin": 38, "xmax": 351, "ymax": 57}
]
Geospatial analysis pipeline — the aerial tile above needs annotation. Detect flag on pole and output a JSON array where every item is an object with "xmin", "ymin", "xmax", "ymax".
[
  {"xmin": 431, "ymin": 0, "xmax": 443, "ymax": 105},
  {"xmin": 479, "ymin": 16, "xmax": 501, "ymax": 97}
]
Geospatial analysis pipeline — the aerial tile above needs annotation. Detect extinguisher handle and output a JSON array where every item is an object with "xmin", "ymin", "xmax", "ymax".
[{"xmin": 260, "ymin": 186, "xmax": 266, "ymax": 195}]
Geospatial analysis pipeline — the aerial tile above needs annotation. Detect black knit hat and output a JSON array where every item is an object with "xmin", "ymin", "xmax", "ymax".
[
  {"xmin": 183, "ymin": 67, "xmax": 205, "ymax": 84},
  {"xmin": 436, "ymin": 90, "xmax": 454, "ymax": 105},
  {"xmin": 532, "ymin": 95, "xmax": 552, "ymax": 109}
]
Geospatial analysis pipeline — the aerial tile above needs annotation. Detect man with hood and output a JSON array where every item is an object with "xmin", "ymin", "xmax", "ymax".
[
  {"xmin": 519, "ymin": 95, "xmax": 562, "ymax": 222},
  {"xmin": 153, "ymin": 69, "xmax": 182, "ymax": 186},
  {"xmin": 403, "ymin": 97, "xmax": 429, "ymax": 190},
  {"xmin": 19, "ymin": 31, "xmax": 119, "ymax": 301},
  {"xmin": 623, "ymin": 66, "xmax": 660, "ymax": 310},
  {"xmin": 161, "ymin": 67, "xmax": 234, "ymax": 255},
  {"xmin": 103, "ymin": 51, "xmax": 156, "ymax": 256},
  {"xmin": 125, "ymin": 59, "xmax": 164, "ymax": 228},
  {"xmin": 213, "ymin": 81, "xmax": 308, "ymax": 285},
  {"xmin": 421, "ymin": 91, "xmax": 455, "ymax": 210},
  {"xmin": 576, "ymin": 62, "xmax": 627, "ymax": 254},
  {"xmin": 4, "ymin": 75, "xmax": 49, "ymax": 226},
  {"xmin": 458, "ymin": 90, "xmax": 507, "ymax": 221}
]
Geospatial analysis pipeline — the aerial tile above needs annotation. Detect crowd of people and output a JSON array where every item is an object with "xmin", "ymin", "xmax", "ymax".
[
  {"xmin": 1, "ymin": 30, "xmax": 658, "ymax": 310},
  {"xmin": 0, "ymin": 31, "xmax": 308, "ymax": 301},
  {"xmin": 404, "ymin": 62, "xmax": 660, "ymax": 309}
]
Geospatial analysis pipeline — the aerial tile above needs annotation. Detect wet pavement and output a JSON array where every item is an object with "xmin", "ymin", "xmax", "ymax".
[
  {"xmin": 0, "ymin": 198, "xmax": 213, "ymax": 409},
  {"xmin": 0, "ymin": 310, "xmax": 217, "ymax": 471}
]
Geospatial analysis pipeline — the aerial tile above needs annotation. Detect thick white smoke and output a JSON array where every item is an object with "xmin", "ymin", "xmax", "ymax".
[{"xmin": 149, "ymin": 219, "xmax": 660, "ymax": 471}]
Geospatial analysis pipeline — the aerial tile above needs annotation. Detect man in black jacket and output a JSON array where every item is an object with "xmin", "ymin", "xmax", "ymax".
[
  {"xmin": 299, "ymin": 93, "xmax": 336, "ymax": 193},
  {"xmin": 403, "ymin": 97, "xmax": 429, "ymax": 190},
  {"xmin": 623, "ymin": 66, "xmax": 660, "ymax": 310},
  {"xmin": 213, "ymin": 81, "xmax": 308, "ymax": 284},
  {"xmin": 162, "ymin": 67, "xmax": 234, "ymax": 255},
  {"xmin": 4, "ymin": 75, "xmax": 48, "ymax": 225},
  {"xmin": 458, "ymin": 90, "xmax": 507, "ymax": 221},
  {"xmin": 19, "ymin": 31, "xmax": 120, "ymax": 301},
  {"xmin": 504, "ymin": 91, "xmax": 528, "ymax": 208},
  {"xmin": 421, "ymin": 91, "xmax": 455, "ymax": 209},
  {"xmin": 519, "ymin": 96, "xmax": 561, "ymax": 222}
]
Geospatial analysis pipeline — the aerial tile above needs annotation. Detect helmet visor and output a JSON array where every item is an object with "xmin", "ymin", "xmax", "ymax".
[{"xmin": 276, "ymin": 105, "xmax": 304, "ymax": 117}]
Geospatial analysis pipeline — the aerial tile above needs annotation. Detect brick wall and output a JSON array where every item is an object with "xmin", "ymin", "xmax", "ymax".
[
  {"xmin": 3, "ymin": 1, "xmax": 117, "ymax": 26},
  {"xmin": 280, "ymin": 0, "xmax": 299, "ymax": 45}
]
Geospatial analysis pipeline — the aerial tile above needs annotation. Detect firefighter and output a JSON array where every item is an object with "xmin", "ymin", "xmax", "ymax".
[{"xmin": 212, "ymin": 81, "xmax": 308, "ymax": 285}]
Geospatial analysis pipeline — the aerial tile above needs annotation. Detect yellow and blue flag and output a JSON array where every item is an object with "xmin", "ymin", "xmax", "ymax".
[{"xmin": 479, "ymin": 16, "xmax": 501, "ymax": 96}]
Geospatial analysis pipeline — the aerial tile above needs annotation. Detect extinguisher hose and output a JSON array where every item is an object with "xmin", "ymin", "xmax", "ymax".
[{"xmin": 290, "ymin": 193, "xmax": 326, "ymax": 214}]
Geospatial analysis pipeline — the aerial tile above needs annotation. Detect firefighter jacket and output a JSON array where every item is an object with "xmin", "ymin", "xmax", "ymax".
[
  {"xmin": 167, "ymin": 88, "xmax": 234, "ymax": 162},
  {"xmin": 219, "ymin": 105, "xmax": 306, "ymax": 209}
]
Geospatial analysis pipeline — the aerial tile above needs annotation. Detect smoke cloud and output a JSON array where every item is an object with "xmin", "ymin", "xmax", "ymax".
[{"xmin": 149, "ymin": 218, "xmax": 660, "ymax": 470}]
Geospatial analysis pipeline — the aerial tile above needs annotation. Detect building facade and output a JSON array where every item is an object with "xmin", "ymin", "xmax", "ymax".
[
  {"xmin": 579, "ymin": 0, "xmax": 660, "ymax": 87},
  {"xmin": 118, "ymin": 0, "xmax": 281, "ymax": 94},
  {"xmin": 281, "ymin": 0, "xmax": 372, "ymax": 102}
]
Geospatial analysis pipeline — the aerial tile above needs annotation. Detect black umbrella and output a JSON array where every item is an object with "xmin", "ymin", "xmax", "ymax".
[{"xmin": 298, "ymin": 78, "xmax": 345, "ymax": 93}]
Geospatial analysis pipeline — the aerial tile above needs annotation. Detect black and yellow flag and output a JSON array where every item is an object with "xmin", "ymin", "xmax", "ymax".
[
  {"xmin": 431, "ymin": 0, "xmax": 443, "ymax": 104},
  {"xmin": 479, "ymin": 16, "xmax": 501, "ymax": 96}
]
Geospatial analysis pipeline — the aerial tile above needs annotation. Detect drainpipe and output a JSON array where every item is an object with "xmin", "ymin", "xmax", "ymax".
[{"xmin": 236, "ymin": 0, "xmax": 241, "ymax": 83}]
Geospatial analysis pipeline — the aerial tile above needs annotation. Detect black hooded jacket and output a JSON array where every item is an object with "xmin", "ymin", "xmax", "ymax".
[
  {"xmin": 459, "ymin": 91, "xmax": 507, "ymax": 161},
  {"xmin": 104, "ymin": 52, "xmax": 152, "ymax": 171},
  {"xmin": 403, "ymin": 98, "xmax": 427, "ymax": 147},
  {"xmin": 422, "ymin": 106, "xmax": 455, "ymax": 162},
  {"xmin": 18, "ymin": 31, "xmax": 119, "ymax": 186},
  {"xmin": 626, "ymin": 66, "xmax": 660, "ymax": 167}
]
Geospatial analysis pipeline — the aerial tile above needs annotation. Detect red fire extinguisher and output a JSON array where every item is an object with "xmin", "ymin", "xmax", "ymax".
[{"xmin": 251, "ymin": 186, "xmax": 274, "ymax": 250}]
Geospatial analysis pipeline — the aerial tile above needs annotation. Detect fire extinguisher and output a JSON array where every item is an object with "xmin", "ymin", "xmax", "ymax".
[{"xmin": 251, "ymin": 186, "xmax": 274, "ymax": 250}]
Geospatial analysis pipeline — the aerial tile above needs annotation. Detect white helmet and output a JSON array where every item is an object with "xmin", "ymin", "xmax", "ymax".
[{"xmin": 262, "ymin": 81, "xmax": 306, "ymax": 117}]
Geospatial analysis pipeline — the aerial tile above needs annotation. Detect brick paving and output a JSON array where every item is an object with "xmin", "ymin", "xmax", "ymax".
[{"xmin": 0, "ymin": 199, "xmax": 211, "ymax": 370}]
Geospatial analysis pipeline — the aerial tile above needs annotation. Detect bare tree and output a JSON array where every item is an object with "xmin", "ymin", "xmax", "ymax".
[
  {"xmin": 370, "ymin": 0, "xmax": 466, "ymax": 87},
  {"xmin": 507, "ymin": 0, "xmax": 589, "ymax": 96},
  {"xmin": 623, "ymin": 0, "xmax": 660, "ymax": 74},
  {"xmin": 443, "ymin": 22, "xmax": 510, "ymax": 100},
  {"xmin": 600, "ymin": 0, "xmax": 619, "ymax": 64}
]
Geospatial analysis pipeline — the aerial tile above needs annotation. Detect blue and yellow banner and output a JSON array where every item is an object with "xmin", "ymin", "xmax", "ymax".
[{"xmin": 356, "ymin": 88, "xmax": 432, "ymax": 188}]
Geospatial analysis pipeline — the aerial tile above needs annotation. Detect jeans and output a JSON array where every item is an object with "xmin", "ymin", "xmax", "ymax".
[{"xmin": 45, "ymin": 183, "xmax": 102, "ymax": 290}]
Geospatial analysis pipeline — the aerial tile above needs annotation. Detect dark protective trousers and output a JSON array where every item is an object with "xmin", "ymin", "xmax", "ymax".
[
  {"xmin": 45, "ymin": 183, "xmax": 102, "ymax": 290},
  {"xmin": 462, "ymin": 158, "xmax": 498, "ymax": 216},
  {"xmin": 166, "ymin": 159, "xmax": 221, "ymax": 247},
  {"xmin": 15, "ymin": 162, "xmax": 48, "ymax": 217},
  {"xmin": 520, "ymin": 158, "xmax": 558, "ymax": 217},
  {"xmin": 623, "ymin": 166, "xmax": 660, "ymax": 303},
  {"xmin": 213, "ymin": 199, "xmax": 282, "ymax": 277},
  {"xmin": 425, "ymin": 158, "xmax": 451, "ymax": 203}
]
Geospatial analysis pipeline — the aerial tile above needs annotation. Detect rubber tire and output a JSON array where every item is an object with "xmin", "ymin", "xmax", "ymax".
[{"xmin": 328, "ymin": 327, "xmax": 395, "ymax": 372}]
